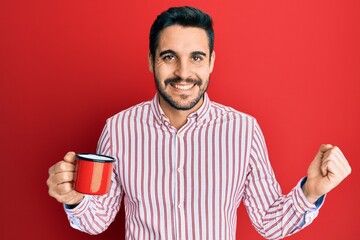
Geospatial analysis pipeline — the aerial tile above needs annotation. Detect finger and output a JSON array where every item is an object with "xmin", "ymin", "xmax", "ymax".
[
  {"xmin": 63, "ymin": 151, "xmax": 77, "ymax": 164},
  {"xmin": 48, "ymin": 182, "xmax": 72, "ymax": 200},
  {"xmin": 56, "ymin": 182, "xmax": 74, "ymax": 195},
  {"xmin": 61, "ymin": 190, "xmax": 84, "ymax": 205},
  {"xmin": 321, "ymin": 155, "xmax": 349, "ymax": 181},
  {"xmin": 47, "ymin": 171, "xmax": 76, "ymax": 200},
  {"xmin": 48, "ymin": 171, "xmax": 75, "ymax": 186},
  {"xmin": 332, "ymin": 148, "xmax": 347, "ymax": 170},
  {"xmin": 323, "ymin": 146, "xmax": 351, "ymax": 176},
  {"xmin": 320, "ymin": 147, "xmax": 341, "ymax": 177},
  {"xmin": 320, "ymin": 158, "xmax": 329, "ymax": 176},
  {"xmin": 53, "ymin": 161, "xmax": 76, "ymax": 175},
  {"xmin": 49, "ymin": 188, "xmax": 83, "ymax": 205},
  {"xmin": 321, "ymin": 157, "xmax": 338, "ymax": 177},
  {"xmin": 319, "ymin": 144, "xmax": 333, "ymax": 154},
  {"xmin": 332, "ymin": 147, "xmax": 352, "ymax": 174},
  {"xmin": 313, "ymin": 144, "xmax": 333, "ymax": 165},
  {"xmin": 320, "ymin": 146, "xmax": 339, "ymax": 165}
]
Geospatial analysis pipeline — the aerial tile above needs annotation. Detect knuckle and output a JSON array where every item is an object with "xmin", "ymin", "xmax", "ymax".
[
  {"xmin": 64, "ymin": 152, "xmax": 71, "ymax": 158},
  {"xmin": 332, "ymin": 146, "xmax": 340, "ymax": 152},
  {"xmin": 48, "ymin": 188, "xmax": 58, "ymax": 199},
  {"xmin": 328, "ymin": 152, "xmax": 335, "ymax": 159},
  {"xmin": 48, "ymin": 166, "xmax": 54, "ymax": 175},
  {"xmin": 64, "ymin": 152, "xmax": 76, "ymax": 162},
  {"xmin": 58, "ymin": 162, "xmax": 67, "ymax": 172},
  {"xmin": 46, "ymin": 177, "xmax": 52, "ymax": 187},
  {"xmin": 48, "ymin": 188, "xmax": 54, "ymax": 197},
  {"xmin": 58, "ymin": 161, "xmax": 73, "ymax": 172}
]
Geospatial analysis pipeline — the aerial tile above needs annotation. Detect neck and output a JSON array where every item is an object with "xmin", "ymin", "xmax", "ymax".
[{"xmin": 159, "ymin": 96, "xmax": 203, "ymax": 130}]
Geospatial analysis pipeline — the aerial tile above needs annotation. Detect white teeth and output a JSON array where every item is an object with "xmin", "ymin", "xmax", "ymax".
[{"xmin": 173, "ymin": 84, "xmax": 195, "ymax": 90}]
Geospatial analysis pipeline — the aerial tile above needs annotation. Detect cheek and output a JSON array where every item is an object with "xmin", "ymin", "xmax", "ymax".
[
  {"xmin": 154, "ymin": 64, "xmax": 175, "ymax": 80},
  {"xmin": 195, "ymin": 65, "xmax": 211, "ymax": 79}
]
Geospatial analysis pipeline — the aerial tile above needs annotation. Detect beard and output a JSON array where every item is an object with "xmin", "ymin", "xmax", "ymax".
[{"xmin": 154, "ymin": 75, "xmax": 209, "ymax": 111}]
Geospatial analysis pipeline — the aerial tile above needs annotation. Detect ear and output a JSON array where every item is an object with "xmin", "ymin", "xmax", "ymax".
[
  {"xmin": 209, "ymin": 51, "xmax": 216, "ymax": 73},
  {"xmin": 148, "ymin": 52, "xmax": 154, "ymax": 73}
]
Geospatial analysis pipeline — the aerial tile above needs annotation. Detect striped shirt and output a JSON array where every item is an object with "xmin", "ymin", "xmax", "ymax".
[{"xmin": 65, "ymin": 93, "xmax": 323, "ymax": 240}]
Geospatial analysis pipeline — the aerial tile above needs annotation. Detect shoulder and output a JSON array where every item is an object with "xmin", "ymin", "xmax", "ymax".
[
  {"xmin": 106, "ymin": 100, "xmax": 152, "ymax": 123},
  {"xmin": 209, "ymin": 101, "xmax": 257, "ymax": 124}
]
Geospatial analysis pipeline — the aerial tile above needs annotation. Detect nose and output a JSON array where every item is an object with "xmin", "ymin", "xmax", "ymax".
[{"xmin": 174, "ymin": 59, "xmax": 192, "ymax": 80}]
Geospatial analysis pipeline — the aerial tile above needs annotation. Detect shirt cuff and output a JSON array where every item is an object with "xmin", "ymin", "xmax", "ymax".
[
  {"xmin": 64, "ymin": 195, "xmax": 90, "ymax": 217},
  {"xmin": 293, "ymin": 177, "xmax": 325, "ymax": 213},
  {"xmin": 288, "ymin": 177, "xmax": 325, "ymax": 233}
]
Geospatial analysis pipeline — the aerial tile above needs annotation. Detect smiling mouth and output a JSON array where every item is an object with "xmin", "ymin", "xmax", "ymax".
[{"xmin": 171, "ymin": 83, "xmax": 196, "ymax": 91}]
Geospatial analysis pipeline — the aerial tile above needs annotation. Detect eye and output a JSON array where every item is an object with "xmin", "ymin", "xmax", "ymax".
[
  {"xmin": 162, "ymin": 54, "xmax": 176, "ymax": 62},
  {"xmin": 192, "ymin": 55, "xmax": 203, "ymax": 62}
]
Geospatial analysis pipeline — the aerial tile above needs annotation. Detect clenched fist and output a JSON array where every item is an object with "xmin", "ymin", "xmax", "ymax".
[{"xmin": 302, "ymin": 144, "xmax": 351, "ymax": 203}]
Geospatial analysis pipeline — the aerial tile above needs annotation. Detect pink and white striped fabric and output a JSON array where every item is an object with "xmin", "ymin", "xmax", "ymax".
[{"xmin": 65, "ymin": 93, "xmax": 322, "ymax": 240}]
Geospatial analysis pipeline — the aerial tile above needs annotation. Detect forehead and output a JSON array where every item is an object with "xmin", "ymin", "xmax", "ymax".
[{"xmin": 157, "ymin": 25, "xmax": 209, "ymax": 54}]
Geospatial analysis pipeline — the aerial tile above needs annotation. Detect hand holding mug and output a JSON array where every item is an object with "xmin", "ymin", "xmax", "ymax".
[
  {"xmin": 47, "ymin": 152, "xmax": 84, "ymax": 205},
  {"xmin": 47, "ymin": 152, "xmax": 115, "ymax": 205}
]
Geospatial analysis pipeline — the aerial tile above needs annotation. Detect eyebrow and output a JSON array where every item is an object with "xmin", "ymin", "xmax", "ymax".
[
  {"xmin": 159, "ymin": 50, "xmax": 207, "ymax": 57},
  {"xmin": 192, "ymin": 51, "xmax": 207, "ymax": 57},
  {"xmin": 159, "ymin": 50, "xmax": 176, "ymax": 57}
]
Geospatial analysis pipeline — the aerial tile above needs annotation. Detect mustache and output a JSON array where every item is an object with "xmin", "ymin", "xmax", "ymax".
[{"xmin": 164, "ymin": 76, "xmax": 202, "ymax": 85}]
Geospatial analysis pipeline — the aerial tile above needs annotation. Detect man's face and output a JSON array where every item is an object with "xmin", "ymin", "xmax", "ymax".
[{"xmin": 149, "ymin": 25, "xmax": 215, "ymax": 111}]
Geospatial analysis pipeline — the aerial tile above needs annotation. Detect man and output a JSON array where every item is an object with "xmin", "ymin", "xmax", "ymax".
[{"xmin": 47, "ymin": 6, "xmax": 351, "ymax": 239}]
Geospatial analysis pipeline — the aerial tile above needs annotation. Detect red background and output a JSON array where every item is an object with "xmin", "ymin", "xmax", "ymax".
[{"xmin": 1, "ymin": 0, "xmax": 359, "ymax": 239}]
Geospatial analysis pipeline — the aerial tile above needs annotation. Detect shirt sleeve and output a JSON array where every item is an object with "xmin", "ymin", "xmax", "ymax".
[
  {"xmin": 242, "ymin": 120, "xmax": 325, "ymax": 240},
  {"xmin": 64, "ymin": 121, "xmax": 124, "ymax": 235}
]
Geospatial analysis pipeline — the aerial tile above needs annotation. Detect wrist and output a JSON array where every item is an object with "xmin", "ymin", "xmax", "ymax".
[
  {"xmin": 65, "ymin": 194, "xmax": 84, "ymax": 209},
  {"xmin": 301, "ymin": 181, "xmax": 320, "ymax": 204}
]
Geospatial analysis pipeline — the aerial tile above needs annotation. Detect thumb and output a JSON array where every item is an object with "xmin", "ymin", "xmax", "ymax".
[
  {"xmin": 63, "ymin": 151, "xmax": 77, "ymax": 164},
  {"xmin": 319, "ymin": 144, "xmax": 333, "ymax": 153}
]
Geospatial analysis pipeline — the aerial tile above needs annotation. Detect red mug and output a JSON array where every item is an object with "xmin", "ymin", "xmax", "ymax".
[{"xmin": 74, "ymin": 153, "xmax": 115, "ymax": 195}]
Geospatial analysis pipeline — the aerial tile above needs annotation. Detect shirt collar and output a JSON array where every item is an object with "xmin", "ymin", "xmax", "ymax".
[{"xmin": 151, "ymin": 93, "xmax": 211, "ymax": 126}]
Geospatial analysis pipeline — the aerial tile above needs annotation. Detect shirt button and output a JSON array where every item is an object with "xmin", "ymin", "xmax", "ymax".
[
  {"xmin": 178, "ymin": 204, "xmax": 182, "ymax": 209},
  {"xmin": 177, "ymin": 167, "xmax": 182, "ymax": 173}
]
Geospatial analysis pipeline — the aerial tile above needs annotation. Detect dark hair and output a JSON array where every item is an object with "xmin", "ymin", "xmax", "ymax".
[{"xmin": 149, "ymin": 6, "xmax": 214, "ymax": 58}]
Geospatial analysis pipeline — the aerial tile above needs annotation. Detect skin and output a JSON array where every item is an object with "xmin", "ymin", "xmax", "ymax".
[
  {"xmin": 47, "ymin": 151, "xmax": 84, "ymax": 205},
  {"xmin": 47, "ymin": 25, "xmax": 351, "ymax": 206},
  {"xmin": 148, "ymin": 25, "xmax": 215, "ymax": 129},
  {"xmin": 302, "ymin": 144, "xmax": 351, "ymax": 203}
]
